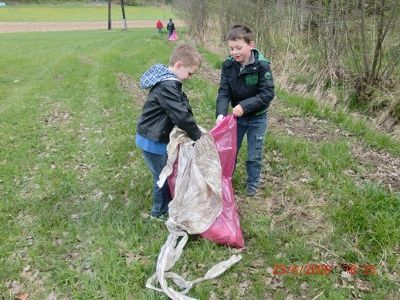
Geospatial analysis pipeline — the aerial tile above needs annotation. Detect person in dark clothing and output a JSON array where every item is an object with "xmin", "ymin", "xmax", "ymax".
[
  {"xmin": 216, "ymin": 24, "xmax": 275, "ymax": 196},
  {"xmin": 136, "ymin": 44, "xmax": 202, "ymax": 219},
  {"xmin": 166, "ymin": 18, "xmax": 175, "ymax": 38}
]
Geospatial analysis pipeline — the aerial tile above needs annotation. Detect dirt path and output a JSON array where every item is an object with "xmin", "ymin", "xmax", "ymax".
[{"xmin": 0, "ymin": 20, "xmax": 185, "ymax": 33}]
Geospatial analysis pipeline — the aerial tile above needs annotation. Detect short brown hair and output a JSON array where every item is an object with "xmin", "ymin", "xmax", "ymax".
[
  {"xmin": 226, "ymin": 24, "xmax": 254, "ymax": 44},
  {"xmin": 169, "ymin": 44, "xmax": 202, "ymax": 68}
]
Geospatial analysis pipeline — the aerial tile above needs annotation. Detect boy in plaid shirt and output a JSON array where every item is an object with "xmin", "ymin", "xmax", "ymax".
[{"xmin": 136, "ymin": 44, "xmax": 202, "ymax": 219}]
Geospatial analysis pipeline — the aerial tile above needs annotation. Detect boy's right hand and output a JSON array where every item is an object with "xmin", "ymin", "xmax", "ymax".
[{"xmin": 216, "ymin": 114, "xmax": 224, "ymax": 124}]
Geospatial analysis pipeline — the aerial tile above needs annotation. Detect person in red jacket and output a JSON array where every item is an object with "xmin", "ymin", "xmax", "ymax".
[{"xmin": 156, "ymin": 19, "xmax": 163, "ymax": 33}]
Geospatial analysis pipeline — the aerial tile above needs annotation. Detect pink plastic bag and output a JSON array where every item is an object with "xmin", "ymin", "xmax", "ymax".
[
  {"xmin": 167, "ymin": 115, "xmax": 245, "ymax": 248},
  {"xmin": 168, "ymin": 30, "xmax": 178, "ymax": 41},
  {"xmin": 200, "ymin": 115, "xmax": 244, "ymax": 248}
]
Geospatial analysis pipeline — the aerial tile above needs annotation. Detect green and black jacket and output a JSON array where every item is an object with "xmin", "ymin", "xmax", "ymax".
[{"xmin": 216, "ymin": 49, "xmax": 275, "ymax": 117}]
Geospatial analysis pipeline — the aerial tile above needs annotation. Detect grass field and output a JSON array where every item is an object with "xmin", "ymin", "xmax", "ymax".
[
  {"xmin": 1, "ymin": 26, "xmax": 400, "ymax": 299},
  {"xmin": 0, "ymin": 5, "xmax": 177, "ymax": 22}
]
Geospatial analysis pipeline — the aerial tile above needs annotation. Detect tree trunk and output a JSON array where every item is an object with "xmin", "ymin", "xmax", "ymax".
[
  {"xmin": 108, "ymin": 0, "xmax": 112, "ymax": 30},
  {"xmin": 359, "ymin": 0, "xmax": 370, "ymax": 79},
  {"xmin": 121, "ymin": 0, "xmax": 127, "ymax": 30}
]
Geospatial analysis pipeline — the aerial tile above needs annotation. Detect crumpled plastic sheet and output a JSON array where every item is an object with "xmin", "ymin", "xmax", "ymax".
[{"xmin": 147, "ymin": 122, "xmax": 242, "ymax": 299}]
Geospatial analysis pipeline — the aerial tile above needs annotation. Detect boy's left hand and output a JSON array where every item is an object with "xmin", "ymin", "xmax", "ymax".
[{"xmin": 232, "ymin": 104, "xmax": 244, "ymax": 117}]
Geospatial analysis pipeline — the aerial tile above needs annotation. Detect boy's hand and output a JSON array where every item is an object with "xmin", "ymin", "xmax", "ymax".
[
  {"xmin": 216, "ymin": 114, "xmax": 224, "ymax": 124},
  {"xmin": 232, "ymin": 105, "xmax": 244, "ymax": 117}
]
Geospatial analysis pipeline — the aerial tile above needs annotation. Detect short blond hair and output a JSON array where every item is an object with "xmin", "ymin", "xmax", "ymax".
[{"xmin": 169, "ymin": 44, "xmax": 202, "ymax": 68}]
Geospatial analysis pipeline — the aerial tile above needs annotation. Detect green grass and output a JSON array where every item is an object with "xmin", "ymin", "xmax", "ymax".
[
  {"xmin": 0, "ymin": 5, "xmax": 177, "ymax": 22},
  {"xmin": 1, "ymin": 28, "xmax": 400, "ymax": 299},
  {"xmin": 198, "ymin": 47, "xmax": 225, "ymax": 69}
]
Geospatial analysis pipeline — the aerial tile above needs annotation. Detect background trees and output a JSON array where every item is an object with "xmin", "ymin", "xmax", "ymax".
[{"xmin": 173, "ymin": 0, "xmax": 400, "ymax": 131}]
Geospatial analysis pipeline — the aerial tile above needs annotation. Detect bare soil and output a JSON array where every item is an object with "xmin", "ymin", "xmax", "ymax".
[{"xmin": 0, "ymin": 20, "xmax": 185, "ymax": 33}]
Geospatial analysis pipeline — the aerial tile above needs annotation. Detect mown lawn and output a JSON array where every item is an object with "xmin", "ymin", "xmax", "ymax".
[
  {"xmin": 0, "ymin": 5, "xmax": 177, "ymax": 22},
  {"xmin": 1, "ymin": 28, "xmax": 399, "ymax": 299}
]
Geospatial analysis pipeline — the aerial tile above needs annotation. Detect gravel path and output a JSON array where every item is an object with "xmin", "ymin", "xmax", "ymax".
[{"xmin": 0, "ymin": 20, "xmax": 185, "ymax": 33}]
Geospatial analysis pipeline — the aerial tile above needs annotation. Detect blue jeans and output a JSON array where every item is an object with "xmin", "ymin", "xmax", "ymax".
[
  {"xmin": 141, "ymin": 150, "xmax": 171, "ymax": 217},
  {"xmin": 236, "ymin": 112, "xmax": 268, "ymax": 192}
]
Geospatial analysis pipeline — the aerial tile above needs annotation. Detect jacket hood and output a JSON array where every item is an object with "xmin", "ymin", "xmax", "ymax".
[
  {"xmin": 140, "ymin": 63, "xmax": 178, "ymax": 89},
  {"xmin": 253, "ymin": 49, "xmax": 270, "ymax": 63}
]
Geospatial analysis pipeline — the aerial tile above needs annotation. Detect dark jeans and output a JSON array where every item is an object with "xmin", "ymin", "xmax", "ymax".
[
  {"xmin": 236, "ymin": 112, "xmax": 268, "ymax": 192},
  {"xmin": 141, "ymin": 150, "xmax": 171, "ymax": 217}
]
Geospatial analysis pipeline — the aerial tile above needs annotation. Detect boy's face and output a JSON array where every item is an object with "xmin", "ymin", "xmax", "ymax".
[
  {"xmin": 173, "ymin": 62, "xmax": 198, "ymax": 81},
  {"xmin": 228, "ymin": 39, "xmax": 255, "ymax": 65}
]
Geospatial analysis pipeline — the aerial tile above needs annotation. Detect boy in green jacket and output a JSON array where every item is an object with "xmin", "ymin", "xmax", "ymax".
[{"xmin": 216, "ymin": 24, "xmax": 275, "ymax": 196}]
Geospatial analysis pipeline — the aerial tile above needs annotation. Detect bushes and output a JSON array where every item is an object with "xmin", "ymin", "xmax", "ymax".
[{"xmin": 174, "ymin": 0, "xmax": 400, "ymax": 129}]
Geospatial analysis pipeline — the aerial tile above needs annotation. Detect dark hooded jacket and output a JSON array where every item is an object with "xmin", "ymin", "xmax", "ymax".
[
  {"xmin": 136, "ymin": 64, "xmax": 201, "ymax": 143},
  {"xmin": 216, "ymin": 49, "xmax": 275, "ymax": 117},
  {"xmin": 167, "ymin": 20, "xmax": 175, "ymax": 32}
]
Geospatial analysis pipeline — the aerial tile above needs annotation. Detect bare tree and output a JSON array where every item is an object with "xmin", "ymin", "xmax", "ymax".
[
  {"xmin": 108, "ymin": 0, "xmax": 112, "ymax": 30},
  {"xmin": 174, "ymin": 0, "xmax": 400, "ymax": 123},
  {"xmin": 173, "ymin": 0, "xmax": 209, "ymax": 43},
  {"xmin": 349, "ymin": 0, "xmax": 400, "ymax": 101},
  {"xmin": 121, "ymin": 0, "xmax": 127, "ymax": 30}
]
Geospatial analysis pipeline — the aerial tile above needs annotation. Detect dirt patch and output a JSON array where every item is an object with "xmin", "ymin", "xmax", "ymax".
[
  {"xmin": 43, "ymin": 104, "xmax": 72, "ymax": 127},
  {"xmin": 269, "ymin": 100, "xmax": 348, "ymax": 142},
  {"xmin": 116, "ymin": 73, "xmax": 147, "ymax": 105},
  {"xmin": 352, "ymin": 145, "xmax": 400, "ymax": 192},
  {"xmin": 196, "ymin": 61, "xmax": 221, "ymax": 85}
]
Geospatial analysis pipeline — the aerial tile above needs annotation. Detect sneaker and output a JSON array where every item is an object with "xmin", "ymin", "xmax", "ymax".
[
  {"xmin": 246, "ymin": 186, "xmax": 258, "ymax": 197},
  {"xmin": 150, "ymin": 214, "xmax": 168, "ymax": 222}
]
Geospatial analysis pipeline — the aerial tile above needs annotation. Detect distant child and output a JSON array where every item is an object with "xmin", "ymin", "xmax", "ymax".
[
  {"xmin": 136, "ymin": 44, "xmax": 202, "ymax": 219},
  {"xmin": 167, "ymin": 18, "xmax": 175, "ymax": 38},
  {"xmin": 216, "ymin": 24, "xmax": 275, "ymax": 196},
  {"xmin": 156, "ymin": 19, "xmax": 163, "ymax": 33}
]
